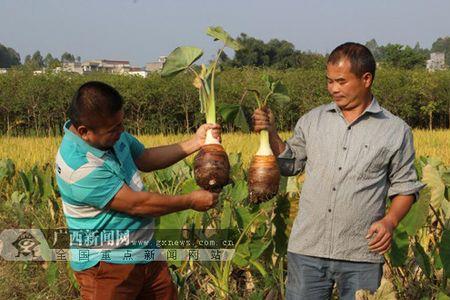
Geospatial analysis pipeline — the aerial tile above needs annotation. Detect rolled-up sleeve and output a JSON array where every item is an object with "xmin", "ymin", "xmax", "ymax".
[
  {"xmin": 277, "ymin": 117, "xmax": 307, "ymax": 176},
  {"xmin": 387, "ymin": 126, "xmax": 425, "ymax": 199}
]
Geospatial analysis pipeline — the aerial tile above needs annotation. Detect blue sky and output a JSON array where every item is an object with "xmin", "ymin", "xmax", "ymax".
[{"xmin": 1, "ymin": 0, "xmax": 449, "ymax": 66}]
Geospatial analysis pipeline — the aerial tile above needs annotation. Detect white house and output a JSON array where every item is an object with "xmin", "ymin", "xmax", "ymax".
[
  {"xmin": 145, "ymin": 56, "xmax": 166, "ymax": 72},
  {"xmin": 426, "ymin": 52, "xmax": 446, "ymax": 71},
  {"xmin": 82, "ymin": 59, "xmax": 131, "ymax": 74}
]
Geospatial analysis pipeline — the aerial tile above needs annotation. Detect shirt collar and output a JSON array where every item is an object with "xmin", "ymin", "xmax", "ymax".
[
  {"xmin": 325, "ymin": 96, "xmax": 382, "ymax": 114},
  {"xmin": 63, "ymin": 120, "xmax": 107, "ymax": 158}
]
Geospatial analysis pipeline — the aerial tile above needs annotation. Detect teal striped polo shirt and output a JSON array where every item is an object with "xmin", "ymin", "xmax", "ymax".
[{"xmin": 55, "ymin": 121, "xmax": 157, "ymax": 271}]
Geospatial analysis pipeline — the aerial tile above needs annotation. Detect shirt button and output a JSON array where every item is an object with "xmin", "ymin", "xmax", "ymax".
[
  {"xmin": 332, "ymin": 187, "xmax": 336, "ymax": 191},
  {"xmin": 328, "ymin": 209, "xmax": 332, "ymax": 212},
  {"xmin": 338, "ymin": 167, "xmax": 342, "ymax": 170},
  {"xmin": 343, "ymin": 147, "xmax": 347, "ymax": 151},
  {"xmin": 347, "ymin": 126, "xmax": 351, "ymax": 130}
]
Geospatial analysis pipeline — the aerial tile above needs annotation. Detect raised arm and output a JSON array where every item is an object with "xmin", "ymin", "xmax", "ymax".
[{"xmin": 134, "ymin": 123, "xmax": 221, "ymax": 172}]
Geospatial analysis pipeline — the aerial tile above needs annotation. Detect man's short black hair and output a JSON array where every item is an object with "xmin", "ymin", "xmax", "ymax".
[
  {"xmin": 69, "ymin": 81, "xmax": 123, "ymax": 128},
  {"xmin": 328, "ymin": 42, "xmax": 376, "ymax": 79}
]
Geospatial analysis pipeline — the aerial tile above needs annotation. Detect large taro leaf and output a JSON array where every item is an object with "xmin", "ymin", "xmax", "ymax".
[
  {"xmin": 229, "ymin": 180, "xmax": 248, "ymax": 205},
  {"xmin": 440, "ymin": 228, "xmax": 450, "ymax": 278},
  {"xmin": 398, "ymin": 192, "xmax": 429, "ymax": 236},
  {"xmin": 249, "ymin": 238, "xmax": 271, "ymax": 260},
  {"xmin": 218, "ymin": 103, "xmax": 249, "ymax": 133},
  {"xmin": 437, "ymin": 292, "xmax": 450, "ymax": 300},
  {"xmin": 0, "ymin": 158, "xmax": 15, "ymax": 182},
  {"xmin": 413, "ymin": 241, "xmax": 431, "ymax": 278},
  {"xmin": 270, "ymin": 93, "xmax": 291, "ymax": 105},
  {"xmin": 220, "ymin": 200, "xmax": 232, "ymax": 230},
  {"xmin": 422, "ymin": 164, "xmax": 446, "ymax": 211},
  {"xmin": 261, "ymin": 74, "xmax": 290, "ymax": 104},
  {"xmin": 206, "ymin": 26, "xmax": 242, "ymax": 51},
  {"xmin": 160, "ymin": 46, "xmax": 203, "ymax": 77},
  {"xmin": 388, "ymin": 228, "xmax": 409, "ymax": 267}
]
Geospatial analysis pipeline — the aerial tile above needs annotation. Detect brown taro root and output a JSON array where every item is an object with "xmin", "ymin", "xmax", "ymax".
[
  {"xmin": 194, "ymin": 143, "xmax": 230, "ymax": 192},
  {"xmin": 248, "ymin": 154, "xmax": 280, "ymax": 203}
]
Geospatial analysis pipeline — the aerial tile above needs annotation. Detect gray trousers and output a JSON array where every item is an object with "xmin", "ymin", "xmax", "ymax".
[{"xmin": 286, "ymin": 252, "xmax": 383, "ymax": 300}]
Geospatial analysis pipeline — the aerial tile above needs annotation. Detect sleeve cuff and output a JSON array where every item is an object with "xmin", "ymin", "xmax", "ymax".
[
  {"xmin": 388, "ymin": 181, "xmax": 426, "ymax": 200},
  {"xmin": 277, "ymin": 143, "xmax": 305, "ymax": 176}
]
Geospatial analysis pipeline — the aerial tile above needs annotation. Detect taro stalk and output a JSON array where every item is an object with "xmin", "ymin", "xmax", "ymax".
[
  {"xmin": 220, "ymin": 74, "xmax": 290, "ymax": 203},
  {"xmin": 161, "ymin": 26, "xmax": 242, "ymax": 192}
]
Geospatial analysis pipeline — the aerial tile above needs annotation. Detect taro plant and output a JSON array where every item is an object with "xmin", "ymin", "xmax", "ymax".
[
  {"xmin": 161, "ymin": 26, "xmax": 243, "ymax": 192},
  {"xmin": 386, "ymin": 156, "xmax": 450, "ymax": 298},
  {"xmin": 219, "ymin": 74, "xmax": 290, "ymax": 203}
]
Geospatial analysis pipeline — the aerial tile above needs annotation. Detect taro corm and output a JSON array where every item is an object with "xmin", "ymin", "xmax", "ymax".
[
  {"xmin": 220, "ymin": 75, "xmax": 290, "ymax": 203},
  {"xmin": 161, "ymin": 26, "xmax": 242, "ymax": 192},
  {"xmin": 247, "ymin": 75, "xmax": 291, "ymax": 203}
]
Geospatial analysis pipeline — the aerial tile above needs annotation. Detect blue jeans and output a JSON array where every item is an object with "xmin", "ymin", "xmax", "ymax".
[{"xmin": 286, "ymin": 252, "xmax": 383, "ymax": 300}]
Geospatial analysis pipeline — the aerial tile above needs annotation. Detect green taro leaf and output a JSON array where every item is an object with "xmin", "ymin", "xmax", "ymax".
[
  {"xmin": 270, "ymin": 93, "xmax": 291, "ymax": 104},
  {"xmin": 206, "ymin": 26, "xmax": 242, "ymax": 51},
  {"xmin": 0, "ymin": 158, "xmax": 15, "ymax": 182},
  {"xmin": 160, "ymin": 46, "xmax": 203, "ymax": 77},
  {"xmin": 399, "ymin": 192, "xmax": 429, "ymax": 236},
  {"xmin": 232, "ymin": 242, "xmax": 250, "ymax": 267},
  {"xmin": 438, "ymin": 291, "xmax": 450, "ymax": 300},
  {"xmin": 422, "ymin": 164, "xmax": 446, "ymax": 210},
  {"xmin": 388, "ymin": 229, "xmax": 409, "ymax": 267},
  {"xmin": 249, "ymin": 239, "xmax": 271, "ymax": 260},
  {"xmin": 262, "ymin": 74, "xmax": 274, "ymax": 90},
  {"xmin": 433, "ymin": 250, "xmax": 443, "ymax": 270},
  {"xmin": 413, "ymin": 241, "xmax": 431, "ymax": 278},
  {"xmin": 46, "ymin": 262, "xmax": 58, "ymax": 286},
  {"xmin": 236, "ymin": 207, "xmax": 255, "ymax": 229},
  {"xmin": 220, "ymin": 200, "xmax": 232, "ymax": 230},
  {"xmin": 180, "ymin": 178, "xmax": 200, "ymax": 194},
  {"xmin": 229, "ymin": 180, "xmax": 248, "ymax": 204},
  {"xmin": 440, "ymin": 228, "xmax": 450, "ymax": 278},
  {"xmin": 218, "ymin": 103, "xmax": 249, "ymax": 133},
  {"xmin": 271, "ymin": 80, "xmax": 288, "ymax": 95}
]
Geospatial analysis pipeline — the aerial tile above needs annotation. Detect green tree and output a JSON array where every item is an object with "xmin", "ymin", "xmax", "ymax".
[
  {"xmin": 0, "ymin": 43, "xmax": 21, "ymax": 68},
  {"xmin": 31, "ymin": 51, "xmax": 44, "ymax": 68},
  {"xmin": 61, "ymin": 52, "xmax": 76, "ymax": 63},
  {"xmin": 365, "ymin": 38, "xmax": 382, "ymax": 60},
  {"xmin": 230, "ymin": 33, "xmax": 324, "ymax": 69},
  {"xmin": 379, "ymin": 44, "xmax": 427, "ymax": 69},
  {"xmin": 43, "ymin": 53, "xmax": 61, "ymax": 69},
  {"xmin": 24, "ymin": 51, "xmax": 44, "ymax": 70}
]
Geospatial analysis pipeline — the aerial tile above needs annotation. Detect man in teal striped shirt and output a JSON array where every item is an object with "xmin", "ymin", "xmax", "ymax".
[{"xmin": 55, "ymin": 81, "xmax": 220, "ymax": 299}]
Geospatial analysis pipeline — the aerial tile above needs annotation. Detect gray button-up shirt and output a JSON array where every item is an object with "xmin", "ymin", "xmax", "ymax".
[{"xmin": 278, "ymin": 97, "xmax": 425, "ymax": 263}]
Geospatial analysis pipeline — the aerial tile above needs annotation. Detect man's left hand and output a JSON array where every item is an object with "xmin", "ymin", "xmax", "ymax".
[
  {"xmin": 194, "ymin": 123, "xmax": 221, "ymax": 148},
  {"xmin": 366, "ymin": 216, "xmax": 397, "ymax": 254}
]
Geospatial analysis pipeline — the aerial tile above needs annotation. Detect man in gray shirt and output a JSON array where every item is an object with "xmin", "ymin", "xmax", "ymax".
[{"xmin": 253, "ymin": 42, "xmax": 424, "ymax": 299}]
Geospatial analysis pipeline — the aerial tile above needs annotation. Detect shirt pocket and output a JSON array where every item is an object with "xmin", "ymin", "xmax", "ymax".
[{"xmin": 357, "ymin": 143, "xmax": 391, "ymax": 180}]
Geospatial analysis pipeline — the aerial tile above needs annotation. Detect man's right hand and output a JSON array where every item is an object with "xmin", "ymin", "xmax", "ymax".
[
  {"xmin": 252, "ymin": 107, "xmax": 276, "ymax": 133},
  {"xmin": 188, "ymin": 190, "xmax": 219, "ymax": 211}
]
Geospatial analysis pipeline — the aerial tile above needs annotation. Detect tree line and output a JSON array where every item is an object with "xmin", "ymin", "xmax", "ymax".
[
  {"xmin": 0, "ymin": 67, "xmax": 449, "ymax": 136},
  {"xmin": 0, "ymin": 45, "xmax": 80, "ymax": 70},
  {"xmin": 1, "ymin": 35, "xmax": 450, "ymax": 70}
]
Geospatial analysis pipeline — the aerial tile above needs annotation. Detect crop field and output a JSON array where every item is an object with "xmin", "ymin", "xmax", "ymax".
[
  {"xmin": 1, "ymin": 130, "xmax": 449, "ymax": 170},
  {"xmin": 0, "ymin": 129, "xmax": 449, "ymax": 299}
]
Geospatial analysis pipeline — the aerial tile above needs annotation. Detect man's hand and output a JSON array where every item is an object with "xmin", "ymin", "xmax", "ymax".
[
  {"xmin": 194, "ymin": 123, "xmax": 221, "ymax": 147},
  {"xmin": 366, "ymin": 216, "xmax": 397, "ymax": 254},
  {"xmin": 252, "ymin": 107, "xmax": 276, "ymax": 133},
  {"xmin": 187, "ymin": 190, "xmax": 219, "ymax": 211}
]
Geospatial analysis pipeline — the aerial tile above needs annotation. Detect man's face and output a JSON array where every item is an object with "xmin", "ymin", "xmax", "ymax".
[
  {"xmin": 326, "ymin": 58, "xmax": 373, "ymax": 110},
  {"xmin": 79, "ymin": 110, "xmax": 125, "ymax": 150}
]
